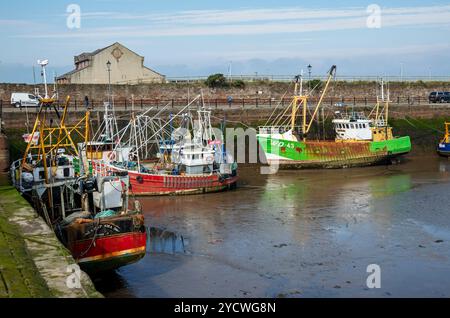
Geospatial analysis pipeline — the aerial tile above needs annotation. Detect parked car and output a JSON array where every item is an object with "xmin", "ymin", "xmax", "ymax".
[
  {"xmin": 334, "ymin": 102, "xmax": 348, "ymax": 107},
  {"xmin": 429, "ymin": 91, "xmax": 450, "ymax": 103},
  {"xmin": 10, "ymin": 93, "xmax": 40, "ymax": 108}
]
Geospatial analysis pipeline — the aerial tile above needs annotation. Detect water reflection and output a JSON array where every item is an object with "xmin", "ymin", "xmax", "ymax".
[
  {"xmin": 96, "ymin": 156, "xmax": 450, "ymax": 298},
  {"xmin": 147, "ymin": 226, "xmax": 186, "ymax": 254}
]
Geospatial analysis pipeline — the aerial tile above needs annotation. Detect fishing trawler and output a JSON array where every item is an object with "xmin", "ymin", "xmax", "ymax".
[
  {"xmin": 10, "ymin": 59, "xmax": 89, "ymax": 200},
  {"xmin": 257, "ymin": 66, "xmax": 411, "ymax": 169},
  {"xmin": 10, "ymin": 59, "xmax": 146, "ymax": 272},
  {"xmin": 437, "ymin": 122, "xmax": 450, "ymax": 157},
  {"xmin": 88, "ymin": 95, "xmax": 238, "ymax": 195},
  {"xmin": 56, "ymin": 171, "xmax": 146, "ymax": 273}
]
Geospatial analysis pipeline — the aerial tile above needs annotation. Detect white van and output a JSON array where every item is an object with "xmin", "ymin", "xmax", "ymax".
[{"xmin": 10, "ymin": 93, "xmax": 40, "ymax": 108}]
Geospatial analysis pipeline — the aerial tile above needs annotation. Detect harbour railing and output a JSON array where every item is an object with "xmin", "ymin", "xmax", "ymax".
[
  {"xmin": 1, "ymin": 96, "xmax": 449, "ymax": 115},
  {"xmin": 166, "ymin": 75, "xmax": 450, "ymax": 83}
]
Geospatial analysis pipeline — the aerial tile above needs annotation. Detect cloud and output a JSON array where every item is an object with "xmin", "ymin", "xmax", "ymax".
[
  {"xmin": 75, "ymin": 5, "xmax": 450, "ymax": 25},
  {"xmin": 0, "ymin": 19, "xmax": 42, "ymax": 27},
  {"xmin": 14, "ymin": 4, "xmax": 450, "ymax": 39}
]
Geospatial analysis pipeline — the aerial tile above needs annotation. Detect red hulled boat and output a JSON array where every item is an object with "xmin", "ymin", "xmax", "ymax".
[
  {"xmin": 85, "ymin": 96, "xmax": 239, "ymax": 196},
  {"xmin": 57, "ymin": 173, "xmax": 147, "ymax": 273},
  {"xmin": 92, "ymin": 161, "xmax": 238, "ymax": 195}
]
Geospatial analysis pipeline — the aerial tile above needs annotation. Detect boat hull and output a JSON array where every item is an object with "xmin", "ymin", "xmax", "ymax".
[
  {"xmin": 257, "ymin": 136, "xmax": 412, "ymax": 169},
  {"xmin": 59, "ymin": 214, "xmax": 147, "ymax": 273},
  {"xmin": 437, "ymin": 143, "xmax": 450, "ymax": 157},
  {"xmin": 93, "ymin": 162, "xmax": 238, "ymax": 196}
]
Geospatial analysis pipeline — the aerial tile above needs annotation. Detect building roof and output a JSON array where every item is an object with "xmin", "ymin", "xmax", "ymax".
[
  {"xmin": 57, "ymin": 42, "xmax": 163, "ymax": 80},
  {"xmin": 74, "ymin": 42, "xmax": 122, "ymax": 63}
]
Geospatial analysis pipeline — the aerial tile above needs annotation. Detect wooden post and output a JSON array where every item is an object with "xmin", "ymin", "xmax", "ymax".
[{"xmin": 256, "ymin": 98, "xmax": 258, "ymax": 108}]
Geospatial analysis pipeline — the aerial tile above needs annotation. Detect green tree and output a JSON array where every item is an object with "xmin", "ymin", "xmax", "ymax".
[
  {"xmin": 308, "ymin": 79, "xmax": 323, "ymax": 90},
  {"xmin": 205, "ymin": 73, "xmax": 227, "ymax": 88},
  {"xmin": 231, "ymin": 79, "xmax": 246, "ymax": 89}
]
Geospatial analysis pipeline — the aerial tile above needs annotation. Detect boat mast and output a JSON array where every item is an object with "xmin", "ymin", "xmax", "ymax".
[
  {"xmin": 291, "ymin": 75, "xmax": 300, "ymax": 133},
  {"xmin": 385, "ymin": 81, "xmax": 389, "ymax": 125},
  {"xmin": 290, "ymin": 71, "xmax": 310, "ymax": 140},
  {"xmin": 303, "ymin": 65, "xmax": 336, "ymax": 136}
]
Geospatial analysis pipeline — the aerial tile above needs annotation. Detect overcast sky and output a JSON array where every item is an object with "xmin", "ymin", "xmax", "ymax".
[{"xmin": 1, "ymin": 0, "xmax": 450, "ymax": 82}]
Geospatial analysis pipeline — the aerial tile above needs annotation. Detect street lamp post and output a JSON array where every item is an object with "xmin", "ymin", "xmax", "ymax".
[
  {"xmin": 106, "ymin": 60, "xmax": 112, "ymax": 105},
  {"xmin": 105, "ymin": 60, "xmax": 112, "ymax": 140},
  {"xmin": 307, "ymin": 64, "xmax": 312, "ymax": 90}
]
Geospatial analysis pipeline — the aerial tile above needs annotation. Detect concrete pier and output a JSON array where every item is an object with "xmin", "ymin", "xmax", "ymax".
[{"xmin": 0, "ymin": 186, "xmax": 102, "ymax": 298}]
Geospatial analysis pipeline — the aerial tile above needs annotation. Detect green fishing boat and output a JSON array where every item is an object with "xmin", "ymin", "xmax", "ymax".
[{"xmin": 257, "ymin": 66, "xmax": 411, "ymax": 169}]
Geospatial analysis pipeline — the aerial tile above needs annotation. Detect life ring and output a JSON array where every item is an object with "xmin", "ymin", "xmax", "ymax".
[{"xmin": 108, "ymin": 152, "xmax": 116, "ymax": 161}]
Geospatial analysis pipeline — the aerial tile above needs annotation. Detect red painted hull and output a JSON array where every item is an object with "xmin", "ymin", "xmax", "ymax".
[
  {"xmin": 69, "ymin": 231, "xmax": 147, "ymax": 272},
  {"xmin": 93, "ymin": 162, "xmax": 238, "ymax": 196}
]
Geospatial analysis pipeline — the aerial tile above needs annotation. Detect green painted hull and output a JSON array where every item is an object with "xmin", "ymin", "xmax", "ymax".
[{"xmin": 257, "ymin": 135, "xmax": 411, "ymax": 169}]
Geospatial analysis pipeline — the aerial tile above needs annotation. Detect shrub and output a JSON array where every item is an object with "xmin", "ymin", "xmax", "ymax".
[
  {"xmin": 231, "ymin": 80, "xmax": 246, "ymax": 89},
  {"xmin": 308, "ymin": 79, "xmax": 323, "ymax": 89},
  {"xmin": 205, "ymin": 73, "xmax": 227, "ymax": 88}
]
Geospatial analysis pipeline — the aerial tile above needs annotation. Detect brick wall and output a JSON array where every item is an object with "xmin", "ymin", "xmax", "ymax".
[{"xmin": 2, "ymin": 81, "xmax": 450, "ymax": 102}]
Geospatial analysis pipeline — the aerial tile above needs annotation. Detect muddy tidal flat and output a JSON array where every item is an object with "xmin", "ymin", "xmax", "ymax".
[{"xmin": 94, "ymin": 155, "xmax": 450, "ymax": 298}]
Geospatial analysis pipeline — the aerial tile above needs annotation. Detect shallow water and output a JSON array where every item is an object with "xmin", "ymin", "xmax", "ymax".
[{"xmin": 93, "ymin": 155, "xmax": 450, "ymax": 297}]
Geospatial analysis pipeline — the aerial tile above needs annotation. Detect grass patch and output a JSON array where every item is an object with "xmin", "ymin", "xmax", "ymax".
[{"xmin": 0, "ymin": 186, "xmax": 53, "ymax": 297}]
